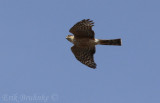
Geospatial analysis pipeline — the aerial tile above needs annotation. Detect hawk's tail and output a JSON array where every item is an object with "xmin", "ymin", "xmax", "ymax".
[{"xmin": 98, "ymin": 39, "xmax": 122, "ymax": 46}]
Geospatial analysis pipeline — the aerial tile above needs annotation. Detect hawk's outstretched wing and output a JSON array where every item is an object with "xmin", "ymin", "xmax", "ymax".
[
  {"xmin": 69, "ymin": 19, "xmax": 95, "ymax": 38},
  {"xmin": 71, "ymin": 45, "xmax": 96, "ymax": 69}
]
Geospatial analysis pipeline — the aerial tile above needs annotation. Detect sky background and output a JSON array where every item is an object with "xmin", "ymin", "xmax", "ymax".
[{"xmin": 0, "ymin": 0, "xmax": 160, "ymax": 103}]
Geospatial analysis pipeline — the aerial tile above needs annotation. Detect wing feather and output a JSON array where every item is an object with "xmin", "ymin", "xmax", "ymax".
[
  {"xmin": 69, "ymin": 19, "xmax": 95, "ymax": 38},
  {"xmin": 71, "ymin": 45, "xmax": 96, "ymax": 69}
]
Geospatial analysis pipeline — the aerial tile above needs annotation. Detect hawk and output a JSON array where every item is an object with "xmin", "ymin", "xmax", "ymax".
[{"xmin": 66, "ymin": 19, "xmax": 121, "ymax": 69}]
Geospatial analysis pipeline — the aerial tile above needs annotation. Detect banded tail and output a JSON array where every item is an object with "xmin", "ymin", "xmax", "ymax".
[{"xmin": 97, "ymin": 38, "xmax": 122, "ymax": 46}]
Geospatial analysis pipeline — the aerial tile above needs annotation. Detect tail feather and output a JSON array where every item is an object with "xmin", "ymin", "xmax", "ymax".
[{"xmin": 98, "ymin": 39, "xmax": 121, "ymax": 46}]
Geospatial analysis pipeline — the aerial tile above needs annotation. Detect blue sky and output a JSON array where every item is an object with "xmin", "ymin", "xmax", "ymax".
[{"xmin": 0, "ymin": 0, "xmax": 160, "ymax": 103}]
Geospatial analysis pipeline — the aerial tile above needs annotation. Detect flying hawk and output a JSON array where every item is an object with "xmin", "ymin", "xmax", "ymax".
[{"xmin": 66, "ymin": 19, "xmax": 121, "ymax": 69}]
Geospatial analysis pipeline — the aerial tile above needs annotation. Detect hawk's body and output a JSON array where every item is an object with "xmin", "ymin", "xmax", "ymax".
[{"xmin": 66, "ymin": 19, "xmax": 121, "ymax": 69}]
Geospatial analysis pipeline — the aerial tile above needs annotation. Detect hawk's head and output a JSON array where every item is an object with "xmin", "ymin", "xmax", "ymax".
[{"xmin": 66, "ymin": 35, "xmax": 74, "ymax": 43}]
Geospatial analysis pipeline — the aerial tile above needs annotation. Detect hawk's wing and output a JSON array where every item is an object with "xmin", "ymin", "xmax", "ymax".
[
  {"xmin": 71, "ymin": 45, "xmax": 96, "ymax": 69},
  {"xmin": 69, "ymin": 19, "xmax": 95, "ymax": 38}
]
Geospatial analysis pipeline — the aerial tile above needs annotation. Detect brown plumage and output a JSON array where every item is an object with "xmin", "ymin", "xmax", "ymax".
[
  {"xmin": 66, "ymin": 19, "xmax": 122, "ymax": 69},
  {"xmin": 71, "ymin": 45, "xmax": 96, "ymax": 68},
  {"xmin": 98, "ymin": 39, "xmax": 121, "ymax": 45}
]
